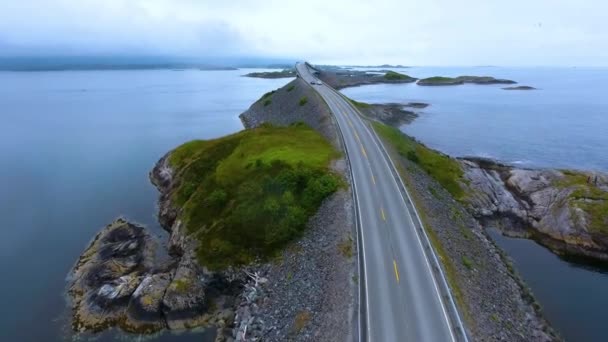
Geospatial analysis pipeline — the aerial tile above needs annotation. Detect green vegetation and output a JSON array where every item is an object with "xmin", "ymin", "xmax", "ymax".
[
  {"xmin": 260, "ymin": 90, "xmax": 275, "ymax": 107},
  {"xmin": 172, "ymin": 278, "xmax": 192, "ymax": 294},
  {"xmin": 461, "ymin": 256, "xmax": 473, "ymax": 270},
  {"xmin": 338, "ymin": 236, "xmax": 354, "ymax": 258},
  {"xmin": 261, "ymin": 90, "xmax": 275, "ymax": 99},
  {"xmin": 299, "ymin": 96, "xmax": 308, "ymax": 106},
  {"xmin": 425, "ymin": 76, "xmax": 456, "ymax": 82},
  {"xmin": 372, "ymin": 122, "xmax": 465, "ymax": 200},
  {"xmin": 384, "ymin": 70, "xmax": 415, "ymax": 81},
  {"xmin": 557, "ymin": 171, "xmax": 608, "ymax": 233},
  {"xmin": 293, "ymin": 311, "xmax": 311, "ymax": 332},
  {"xmin": 168, "ymin": 124, "xmax": 342, "ymax": 269},
  {"xmin": 417, "ymin": 76, "xmax": 461, "ymax": 85},
  {"xmin": 349, "ymin": 98, "xmax": 371, "ymax": 110},
  {"xmin": 245, "ymin": 69, "xmax": 296, "ymax": 79},
  {"xmin": 287, "ymin": 84, "xmax": 296, "ymax": 92}
]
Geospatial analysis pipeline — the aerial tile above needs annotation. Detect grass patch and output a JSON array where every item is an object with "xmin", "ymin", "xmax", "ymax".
[
  {"xmin": 428, "ymin": 186, "xmax": 441, "ymax": 200},
  {"xmin": 172, "ymin": 278, "xmax": 192, "ymax": 294},
  {"xmin": 168, "ymin": 124, "xmax": 342, "ymax": 269},
  {"xmin": 263, "ymin": 99, "xmax": 272, "ymax": 106},
  {"xmin": 349, "ymin": 98, "xmax": 371, "ymax": 109},
  {"xmin": 372, "ymin": 122, "xmax": 465, "ymax": 200},
  {"xmin": 556, "ymin": 171, "xmax": 608, "ymax": 233},
  {"xmin": 421, "ymin": 76, "xmax": 457, "ymax": 83},
  {"xmin": 461, "ymin": 256, "xmax": 473, "ymax": 270},
  {"xmin": 287, "ymin": 84, "xmax": 296, "ymax": 92},
  {"xmin": 299, "ymin": 96, "xmax": 308, "ymax": 106},
  {"xmin": 293, "ymin": 311, "xmax": 311, "ymax": 332},
  {"xmin": 338, "ymin": 237, "xmax": 354, "ymax": 258},
  {"xmin": 261, "ymin": 90, "xmax": 275, "ymax": 99},
  {"xmin": 384, "ymin": 70, "xmax": 415, "ymax": 81}
]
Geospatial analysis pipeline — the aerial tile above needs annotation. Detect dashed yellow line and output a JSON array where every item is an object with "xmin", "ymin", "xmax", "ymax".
[
  {"xmin": 354, "ymin": 131, "xmax": 360, "ymax": 142},
  {"xmin": 347, "ymin": 118, "xmax": 354, "ymax": 127},
  {"xmin": 361, "ymin": 146, "xmax": 367, "ymax": 158},
  {"xmin": 381, "ymin": 208, "xmax": 386, "ymax": 221},
  {"xmin": 393, "ymin": 260, "xmax": 400, "ymax": 283},
  {"xmin": 371, "ymin": 173, "xmax": 376, "ymax": 185}
]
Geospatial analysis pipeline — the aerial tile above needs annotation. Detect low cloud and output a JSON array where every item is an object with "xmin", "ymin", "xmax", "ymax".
[{"xmin": 0, "ymin": 0, "xmax": 606, "ymax": 66}]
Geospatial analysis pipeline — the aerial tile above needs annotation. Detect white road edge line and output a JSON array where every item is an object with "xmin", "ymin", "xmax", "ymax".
[{"xmin": 313, "ymin": 81, "xmax": 371, "ymax": 341}]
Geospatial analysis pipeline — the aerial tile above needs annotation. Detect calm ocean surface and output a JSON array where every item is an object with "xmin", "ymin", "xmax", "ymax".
[
  {"xmin": 344, "ymin": 66, "xmax": 608, "ymax": 341},
  {"xmin": 0, "ymin": 69, "xmax": 291, "ymax": 341},
  {"xmin": 344, "ymin": 66, "xmax": 608, "ymax": 171}
]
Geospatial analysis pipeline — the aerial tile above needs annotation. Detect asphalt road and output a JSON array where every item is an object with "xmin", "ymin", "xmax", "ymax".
[{"xmin": 296, "ymin": 62, "xmax": 457, "ymax": 342}]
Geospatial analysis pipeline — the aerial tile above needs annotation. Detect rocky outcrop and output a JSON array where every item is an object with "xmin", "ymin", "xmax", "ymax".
[
  {"xmin": 68, "ymin": 162, "xmax": 244, "ymax": 336},
  {"xmin": 316, "ymin": 68, "xmax": 417, "ymax": 90},
  {"xmin": 503, "ymin": 86, "xmax": 537, "ymax": 90},
  {"xmin": 239, "ymin": 77, "xmax": 340, "ymax": 148},
  {"xmin": 68, "ymin": 219, "xmax": 172, "ymax": 333},
  {"xmin": 243, "ymin": 69, "xmax": 296, "ymax": 79},
  {"xmin": 462, "ymin": 158, "xmax": 608, "ymax": 260},
  {"xmin": 354, "ymin": 102, "xmax": 420, "ymax": 126},
  {"xmin": 417, "ymin": 76, "xmax": 516, "ymax": 86}
]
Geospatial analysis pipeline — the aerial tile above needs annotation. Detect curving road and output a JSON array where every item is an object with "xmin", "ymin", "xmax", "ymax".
[{"xmin": 296, "ymin": 62, "xmax": 462, "ymax": 342}]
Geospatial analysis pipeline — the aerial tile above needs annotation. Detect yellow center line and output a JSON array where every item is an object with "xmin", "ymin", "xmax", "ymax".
[
  {"xmin": 361, "ymin": 145, "xmax": 367, "ymax": 158},
  {"xmin": 347, "ymin": 118, "xmax": 354, "ymax": 127},
  {"xmin": 354, "ymin": 131, "xmax": 360, "ymax": 142},
  {"xmin": 381, "ymin": 208, "xmax": 386, "ymax": 221},
  {"xmin": 393, "ymin": 260, "xmax": 400, "ymax": 283},
  {"xmin": 371, "ymin": 173, "xmax": 376, "ymax": 185}
]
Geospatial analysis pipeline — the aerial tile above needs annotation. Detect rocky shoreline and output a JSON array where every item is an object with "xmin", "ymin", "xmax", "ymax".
[
  {"xmin": 315, "ymin": 67, "xmax": 417, "ymax": 89},
  {"xmin": 67, "ymin": 216, "xmax": 241, "ymax": 336},
  {"xmin": 461, "ymin": 157, "xmax": 608, "ymax": 261},
  {"xmin": 417, "ymin": 75, "xmax": 516, "ymax": 86},
  {"xmin": 243, "ymin": 69, "xmax": 296, "ymax": 79}
]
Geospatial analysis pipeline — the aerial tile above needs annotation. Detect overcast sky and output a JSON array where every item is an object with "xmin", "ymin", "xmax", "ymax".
[{"xmin": 1, "ymin": 0, "xmax": 607, "ymax": 66}]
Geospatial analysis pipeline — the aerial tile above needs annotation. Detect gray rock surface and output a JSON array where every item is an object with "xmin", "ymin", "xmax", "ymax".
[
  {"xmin": 461, "ymin": 158, "xmax": 608, "ymax": 260},
  {"xmin": 240, "ymin": 78, "xmax": 339, "ymax": 148},
  {"xmin": 315, "ymin": 68, "xmax": 417, "ymax": 90},
  {"xmin": 355, "ymin": 102, "xmax": 420, "ymax": 126}
]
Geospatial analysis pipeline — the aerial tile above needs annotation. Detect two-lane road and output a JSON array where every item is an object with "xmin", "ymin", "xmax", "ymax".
[{"xmin": 296, "ymin": 62, "xmax": 459, "ymax": 341}]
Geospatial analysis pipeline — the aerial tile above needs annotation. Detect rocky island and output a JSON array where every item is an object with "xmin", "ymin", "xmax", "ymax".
[
  {"xmin": 315, "ymin": 66, "xmax": 417, "ymax": 89},
  {"xmin": 243, "ymin": 69, "xmax": 296, "ymax": 78},
  {"xmin": 503, "ymin": 85, "xmax": 537, "ymax": 90},
  {"xmin": 417, "ymin": 75, "xmax": 517, "ymax": 86}
]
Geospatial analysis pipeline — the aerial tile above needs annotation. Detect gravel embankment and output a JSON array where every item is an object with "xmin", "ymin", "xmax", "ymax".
[
  {"xmin": 231, "ymin": 159, "xmax": 356, "ymax": 342},
  {"xmin": 230, "ymin": 80, "xmax": 356, "ymax": 341}
]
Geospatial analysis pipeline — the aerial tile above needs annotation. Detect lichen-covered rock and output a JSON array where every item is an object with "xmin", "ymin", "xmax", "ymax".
[
  {"xmin": 68, "ymin": 219, "xmax": 157, "ymax": 332},
  {"xmin": 125, "ymin": 273, "xmax": 173, "ymax": 332},
  {"xmin": 162, "ymin": 254, "xmax": 208, "ymax": 329},
  {"xmin": 67, "ymin": 218, "xmax": 230, "ymax": 335},
  {"xmin": 462, "ymin": 158, "xmax": 608, "ymax": 260}
]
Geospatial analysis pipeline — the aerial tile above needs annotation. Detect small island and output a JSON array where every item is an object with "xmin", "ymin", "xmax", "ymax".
[
  {"xmin": 316, "ymin": 67, "xmax": 418, "ymax": 89},
  {"xmin": 243, "ymin": 69, "xmax": 296, "ymax": 78},
  {"xmin": 503, "ymin": 85, "xmax": 537, "ymax": 90},
  {"xmin": 417, "ymin": 75, "xmax": 516, "ymax": 86}
]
